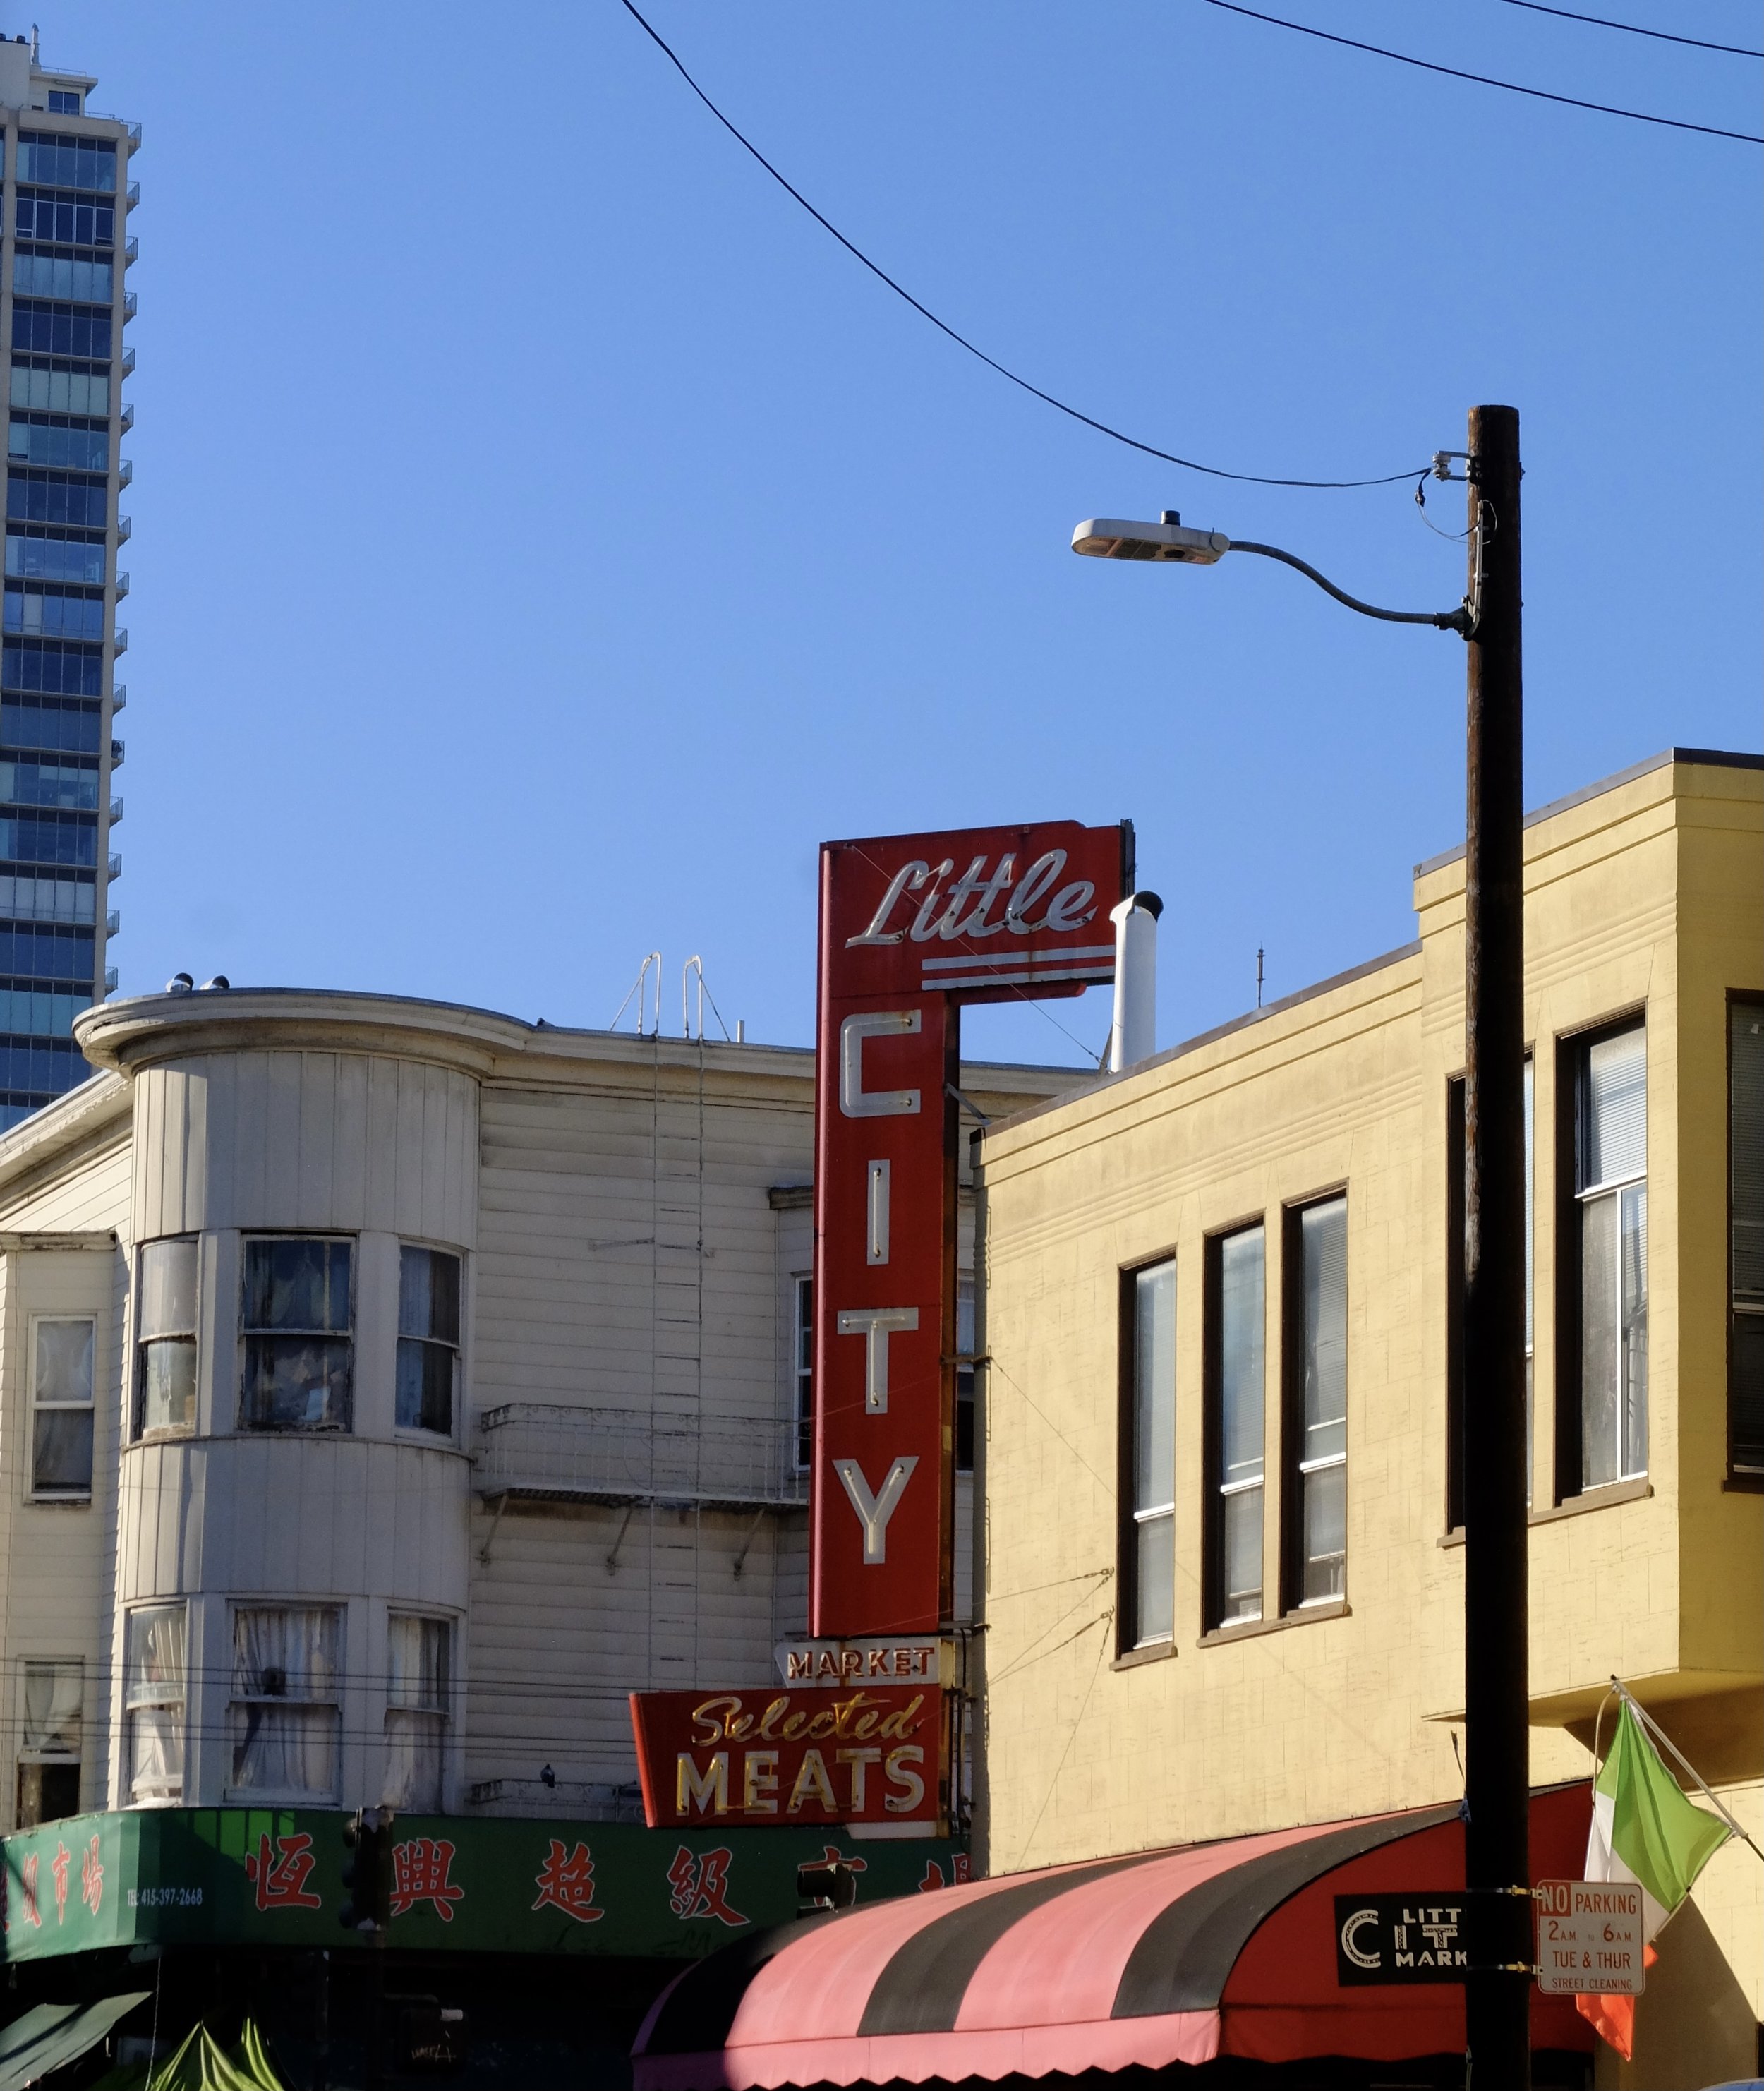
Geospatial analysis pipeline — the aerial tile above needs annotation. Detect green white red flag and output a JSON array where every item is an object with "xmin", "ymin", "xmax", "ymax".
[{"xmin": 1576, "ymin": 1700, "xmax": 1731, "ymax": 2058}]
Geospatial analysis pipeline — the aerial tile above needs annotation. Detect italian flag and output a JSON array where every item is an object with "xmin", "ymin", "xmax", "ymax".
[{"xmin": 1577, "ymin": 1700, "xmax": 1732, "ymax": 2059}]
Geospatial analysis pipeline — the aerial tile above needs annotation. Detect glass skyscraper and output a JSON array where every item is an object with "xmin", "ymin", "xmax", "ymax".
[{"xmin": 0, "ymin": 35, "xmax": 133, "ymax": 1131}]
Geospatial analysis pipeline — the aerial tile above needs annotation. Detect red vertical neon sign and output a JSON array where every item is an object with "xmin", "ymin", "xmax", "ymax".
[{"xmin": 811, "ymin": 821, "xmax": 1132, "ymax": 1637}]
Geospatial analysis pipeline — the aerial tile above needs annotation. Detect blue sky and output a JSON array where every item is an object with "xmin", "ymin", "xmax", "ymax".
[{"xmin": 64, "ymin": 0, "xmax": 1761, "ymax": 1065}]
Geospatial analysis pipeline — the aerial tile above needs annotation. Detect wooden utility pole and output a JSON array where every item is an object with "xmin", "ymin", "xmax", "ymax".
[{"xmin": 1460, "ymin": 402, "xmax": 1531, "ymax": 2086}]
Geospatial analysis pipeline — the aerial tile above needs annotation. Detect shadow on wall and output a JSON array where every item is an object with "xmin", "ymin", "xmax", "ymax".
[{"xmin": 1604, "ymin": 1896, "xmax": 1760, "ymax": 2091}]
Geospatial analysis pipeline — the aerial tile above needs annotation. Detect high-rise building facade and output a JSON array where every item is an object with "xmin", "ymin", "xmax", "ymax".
[{"xmin": 0, "ymin": 35, "xmax": 134, "ymax": 1131}]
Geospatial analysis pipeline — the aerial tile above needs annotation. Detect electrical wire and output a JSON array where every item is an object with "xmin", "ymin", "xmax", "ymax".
[
  {"xmin": 616, "ymin": 0, "xmax": 1431, "ymax": 490},
  {"xmin": 1202, "ymin": 1, "xmax": 1764, "ymax": 142},
  {"xmin": 1495, "ymin": 0, "xmax": 1763, "ymax": 59}
]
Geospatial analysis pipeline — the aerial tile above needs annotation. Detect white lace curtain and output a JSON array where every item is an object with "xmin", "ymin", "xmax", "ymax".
[
  {"xmin": 23, "ymin": 1661, "xmax": 81, "ymax": 1754},
  {"xmin": 231, "ymin": 1607, "xmax": 339, "ymax": 1799},
  {"xmin": 383, "ymin": 1615, "xmax": 447, "ymax": 1811},
  {"xmin": 125, "ymin": 1605, "xmax": 186, "ymax": 1804}
]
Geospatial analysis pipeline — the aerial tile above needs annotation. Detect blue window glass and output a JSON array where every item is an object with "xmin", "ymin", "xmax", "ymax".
[
  {"xmin": 0, "ymin": 757, "xmax": 99, "ymax": 811},
  {"xmin": 6, "ymin": 475, "xmax": 109, "ymax": 529},
  {"xmin": 1, "ymin": 640, "xmax": 102, "ymax": 696},
  {"xmin": 0, "ymin": 699, "xmax": 101, "ymax": 754},
  {"xmin": 16, "ymin": 135, "xmax": 116, "ymax": 193},
  {"xmin": 0, "ymin": 810, "xmax": 98, "ymax": 867},
  {"xmin": 3, "ymin": 587, "xmax": 106, "ymax": 641},
  {"xmin": 11, "ymin": 255, "xmax": 112, "ymax": 305},
  {"xmin": 8, "ymin": 421, "xmax": 109, "ymax": 474},
  {"xmin": 15, "ymin": 194, "xmax": 115, "ymax": 246},
  {"xmin": 11, "ymin": 303, "xmax": 112, "ymax": 360},
  {"xmin": 0, "ymin": 987, "xmax": 90, "ymax": 1037},
  {"xmin": 45, "ymin": 92, "xmax": 83, "ymax": 116},
  {"xmin": 4, "ymin": 534, "xmax": 104, "ymax": 586},
  {"xmin": 0, "ymin": 1036, "xmax": 87, "ymax": 1092},
  {"xmin": 0, "ymin": 929, "xmax": 93, "ymax": 980}
]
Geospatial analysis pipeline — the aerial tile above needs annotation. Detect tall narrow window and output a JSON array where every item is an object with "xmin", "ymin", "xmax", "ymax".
[
  {"xmin": 1122, "ymin": 1258, "xmax": 1176, "ymax": 1649},
  {"xmin": 397, "ymin": 1246, "xmax": 461, "ymax": 1435},
  {"xmin": 792, "ymin": 1275, "xmax": 814, "ymax": 1470},
  {"xmin": 123, "ymin": 1603, "xmax": 184, "ymax": 1805},
  {"xmin": 1285, "ymin": 1196, "xmax": 1347, "ymax": 1605},
  {"xmin": 136, "ymin": 1237, "xmax": 197, "ymax": 1435},
  {"xmin": 16, "ymin": 1658, "xmax": 81, "ymax": 1827},
  {"xmin": 229, "ymin": 1605, "xmax": 341, "ymax": 1800},
  {"xmin": 955, "ymin": 1274, "xmax": 977, "ymax": 1475},
  {"xmin": 241, "ymin": 1237, "xmax": 352, "ymax": 1431},
  {"xmin": 31, "ymin": 1315, "xmax": 93, "ymax": 1497},
  {"xmin": 1732, "ymin": 1000, "xmax": 1764, "ymax": 1476},
  {"xmin": 1206, "ymin": 1226, "xmax": 1264, "ymax": 1627},
  {"xmin": 385, "ymin": 1614, "xmax": 450, "ymax": 1812},
  {"xmin": 1569, "ymin": 1023, "xmax": 1648, "ymax": 1489}
]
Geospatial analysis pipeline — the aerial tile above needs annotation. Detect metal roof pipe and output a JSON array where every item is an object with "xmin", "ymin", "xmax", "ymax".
[{"xmin": 1107, "ymin": 891, "xmax": 1163, "ymax": 1073}]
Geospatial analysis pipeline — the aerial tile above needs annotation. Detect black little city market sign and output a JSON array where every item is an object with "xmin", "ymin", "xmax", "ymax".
[
  {"xmin": 1334, "ymin": 1893, "xmax": 1471, "ymax": 1984},
  {"xmin": 0, "ymin": 1809, "xmax": 966, "ymax": 1964}
]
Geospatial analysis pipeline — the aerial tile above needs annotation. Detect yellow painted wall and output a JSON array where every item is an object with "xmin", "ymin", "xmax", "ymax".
[{"xmin": 977, "ymin": 756, "xmax": 1763, "ymax": 2079}]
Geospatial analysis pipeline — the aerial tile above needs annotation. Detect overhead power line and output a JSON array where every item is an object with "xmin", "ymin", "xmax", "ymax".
[
  {"xmin": 1202, "ymin": 1, "xmax": 1764, "ymax": 143},
  {"xmin": 616, "ymin": 0, "xmax": 1429, "ymax": 490},
  {"xmin": 1496, "ymin": 0, "xmax": 1763, "ymax": 61}
]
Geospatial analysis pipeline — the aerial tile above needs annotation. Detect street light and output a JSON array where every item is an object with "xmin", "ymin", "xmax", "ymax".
[{"xmin": 1075, "ymin": 406, "xmax": 1531, "ymax": 2090}]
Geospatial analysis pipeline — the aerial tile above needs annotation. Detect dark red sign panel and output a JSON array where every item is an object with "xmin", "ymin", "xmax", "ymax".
[
  {"xmin": 811, "ymin": 821, "xmax": 1132, "ymax": 1637},
  {"xmin": 629, "ymin": 1685, "xmax": 943, "ymax": 1829}
]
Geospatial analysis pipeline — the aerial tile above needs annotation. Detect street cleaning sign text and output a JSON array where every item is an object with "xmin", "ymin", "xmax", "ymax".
[{"xmin": 1533, "ymin": 1877, "xmax": 1644, "ymax": 1996}]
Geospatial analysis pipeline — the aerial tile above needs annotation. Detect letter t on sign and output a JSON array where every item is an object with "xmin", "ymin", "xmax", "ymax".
[{"xmin": 837, "ymin": 1306, "xmax": 919, "ymax": 1413}]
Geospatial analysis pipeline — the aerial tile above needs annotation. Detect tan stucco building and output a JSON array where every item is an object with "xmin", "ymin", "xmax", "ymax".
[{"xmin": 974, "ymin": 749, "xmax": 1763, "ymax": 2087}]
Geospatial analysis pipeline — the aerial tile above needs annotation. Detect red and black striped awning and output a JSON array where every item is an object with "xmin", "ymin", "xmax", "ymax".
[{"xmin": 634, "ymin": 1788, "xmax": 1595, "ymax": 2087}]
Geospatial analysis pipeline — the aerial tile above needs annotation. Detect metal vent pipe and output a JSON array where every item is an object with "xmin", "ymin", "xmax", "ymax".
[{"xmin": 1107, "ymin": 891, "xmax": 1163, "ymax": 1073}]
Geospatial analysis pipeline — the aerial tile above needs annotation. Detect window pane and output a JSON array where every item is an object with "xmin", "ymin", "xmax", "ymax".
[
  {"xmin": 243, "ymin": 1334, "xmax": 352, "ymax": 1430},
  {"xmin": 141, "ymin": 1338, "xmax": 196, "ymax": 1432},
  {"xmin": 231, "ymin": 1704, "xmax": 339, "ymax": 1797},
  {"xmin": 1733, "ymin": 1320, "xmax": 1764, "ymax": 1474},
  {"xmin": 385, "ymin": 1710, "xmax": 445, "ymax": 1812},
  {"xmin": 1583, "ymin": 1028, "xmax": 1646, "ymax": 1189},
  {"xmin": 128, "ymin": 1709, "xmax": 182, "ymax": 1804},
  {"xmin": 1581, "ymin": 1191, "xmax": 1619, "ymax": 1488},
  {"xmin": 244, "ymin": 1238, "xmax": 351, "ymax": 1333},
  {"xmin": 1300, "ymin": 1200, "xmax": 1347, "ymax": 1461},
  {"xmin": 35, "ymin": 1318, "xmax": 92, "ymax": 1404},
  {"xmin": 125, "ymin": 1605, "xmax": 186, "ymax": 1706},
  {"xmin": 1134, "ymin": 1511, "xmax": 1174, "ymax": 1645},
  {"xmin": 1219, "ymin": 1230, "xmax": 1264, "ymax": 1486},
  {"xmin": 397, "ymin": 1337, "xmax": 454, "ymax": 1433},
  {"xmin": 1221, "ymin": 1484, "xmax": 1262, "ymax": 1622},
  {"xmin": 139, "ymin": 1239, "xmax": 196, "ymax": 1339},
  {"xmin": 234, "ymin": 1606, "xmax": 338, "ymax": 1699},
  {"xmin": 387, "ymin": 1615, "xmax": 449, "ymax": 1710},
  {"xmin": 231, "ymin": 1607, "xmax": 340, "ymax": 1799},
  {"xmin": 22, "ymin": 1660, "xmax": 81, "ymax": 1753},
  {"xmin": 399, "ymin": 1245, "xmax": 459, "ymax": 1344},
  {"xmin": 1734, "ymin": 1006, "xmax": 1764, "ymax": 1304},
  {"xmin": 1132, "ymin": 1260, "xmax": 1176, "ymax": 1514},
  {"xmin": 1302, "ymin": 1465, "xmax": 1346, "ymax": 1602},
  {"xmin": 1620, "ymin": 1182, "xmax": 1648, "ymax": 1479},
  {"xmin": 32, "ymin": 1405, "xmax": 91, "ymax": 1491}
]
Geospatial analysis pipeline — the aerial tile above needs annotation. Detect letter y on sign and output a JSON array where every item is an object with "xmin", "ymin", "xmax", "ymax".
[{"xmin": 833, "ymin": 1456, "xmax": 919, "ymax": 1564}]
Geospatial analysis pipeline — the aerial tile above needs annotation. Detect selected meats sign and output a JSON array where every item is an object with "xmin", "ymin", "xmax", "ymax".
[
  {"xmin": 629, "ymin": 1686, "xmax": 943, "ymax": 1830},
  {"xmin": 813, "ymin": 821, "xmax": 1132, "ymax": 1637}
]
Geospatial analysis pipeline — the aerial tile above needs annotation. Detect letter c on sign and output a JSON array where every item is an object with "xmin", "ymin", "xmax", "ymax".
[
  {"xmin": 1341, "ymin": 1908, "xmax": 1382, "ymax": 1971},
  {"xmin": 840, "ymin": 1011, "xmax": 922, "ymax": 1118}
]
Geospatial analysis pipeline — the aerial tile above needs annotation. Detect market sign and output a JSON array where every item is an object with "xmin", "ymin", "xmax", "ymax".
[
  {"xmin": 1334, "ymin": 1895, "xmax": 1471, "ymax": 1984},
  {"xmin": 629, "ymin": 1685, "xmax": 943, "ymax": 1831},
  {"xmin": 1533, "ymin": 1877, "xmax": 1645, "ymax": 1996},
  {"xmin": 774, "ymin": 1637, "xmax": 948, "ymax": 1688},
  {"xmin": 813, "ymin": 819, "xmax": 1132, "ymax": 1638},
  {"xmin": 0, "ymin": 1809, "xmax": 967, "ymax": 1965}
]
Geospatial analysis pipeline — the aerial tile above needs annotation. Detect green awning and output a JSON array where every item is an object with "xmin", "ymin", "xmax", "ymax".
[{"xmin": 0, "ymin": 1992, "xmax": 147, "ymax": 2090}]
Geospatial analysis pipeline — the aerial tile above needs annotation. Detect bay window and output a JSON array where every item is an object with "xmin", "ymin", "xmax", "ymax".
[
  {"xmin": 229, "ymin": 1606, "xmax": 341, "ymax": 1800},
  {"xmin": 241, "ymin": 1236, "xmax": 352, "ymax": 1430},
  {"xmin": 136, "ymin": 1236, "xmax": 197, "ymax": 1435},
  {"xmin": 397, "ymin": 1245, "xmax": 461, "ymax": 1435},
  {"xmin": 385, "ymin": 1614, "xmax": 450, "ymax": 1812},
  {"xmin": 123, "ymin": 1603, "xmax": 184, "ymax": 1805}
]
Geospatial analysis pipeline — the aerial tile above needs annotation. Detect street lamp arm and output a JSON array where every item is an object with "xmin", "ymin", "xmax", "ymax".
[{"xmin": 1228, "ymin": 539, "xmax": 1472, "ymax": 636}]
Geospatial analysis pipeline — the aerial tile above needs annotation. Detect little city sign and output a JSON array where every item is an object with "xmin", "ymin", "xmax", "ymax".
[
  {"xmin": 1533, "ymin": 1878, "xmax": 1645, "ymax": 1996},
  {"xmin": 1334, "ymin": 1895, "xmax": 1471, "ymax": 1984}
]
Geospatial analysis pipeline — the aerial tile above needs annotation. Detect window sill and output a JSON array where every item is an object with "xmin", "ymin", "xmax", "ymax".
[
  {"xmin": 28, "ymin": 1493, "xmax": 91, "ymax": 1507},
  {"xmin": 1438, "ymin": 1477, "xmax": 1654, "ymax": 1546},
  {"xmin": 1112, "ymin": 1639, "xmax": 1176, "ymax": 1672},
  {"xmin": 1199, "ymin": 1598, "xmax": 1350, "ymax": 1647},
  {"xmin": 1530, "ymin": 1477, "xmax": 1652, "ymax": 1524}
]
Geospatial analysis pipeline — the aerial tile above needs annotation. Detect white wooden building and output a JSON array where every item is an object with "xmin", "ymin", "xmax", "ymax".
[{"xmin": 0, "ymin": 986, "xmax": 1068, "ymax": 1831}]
